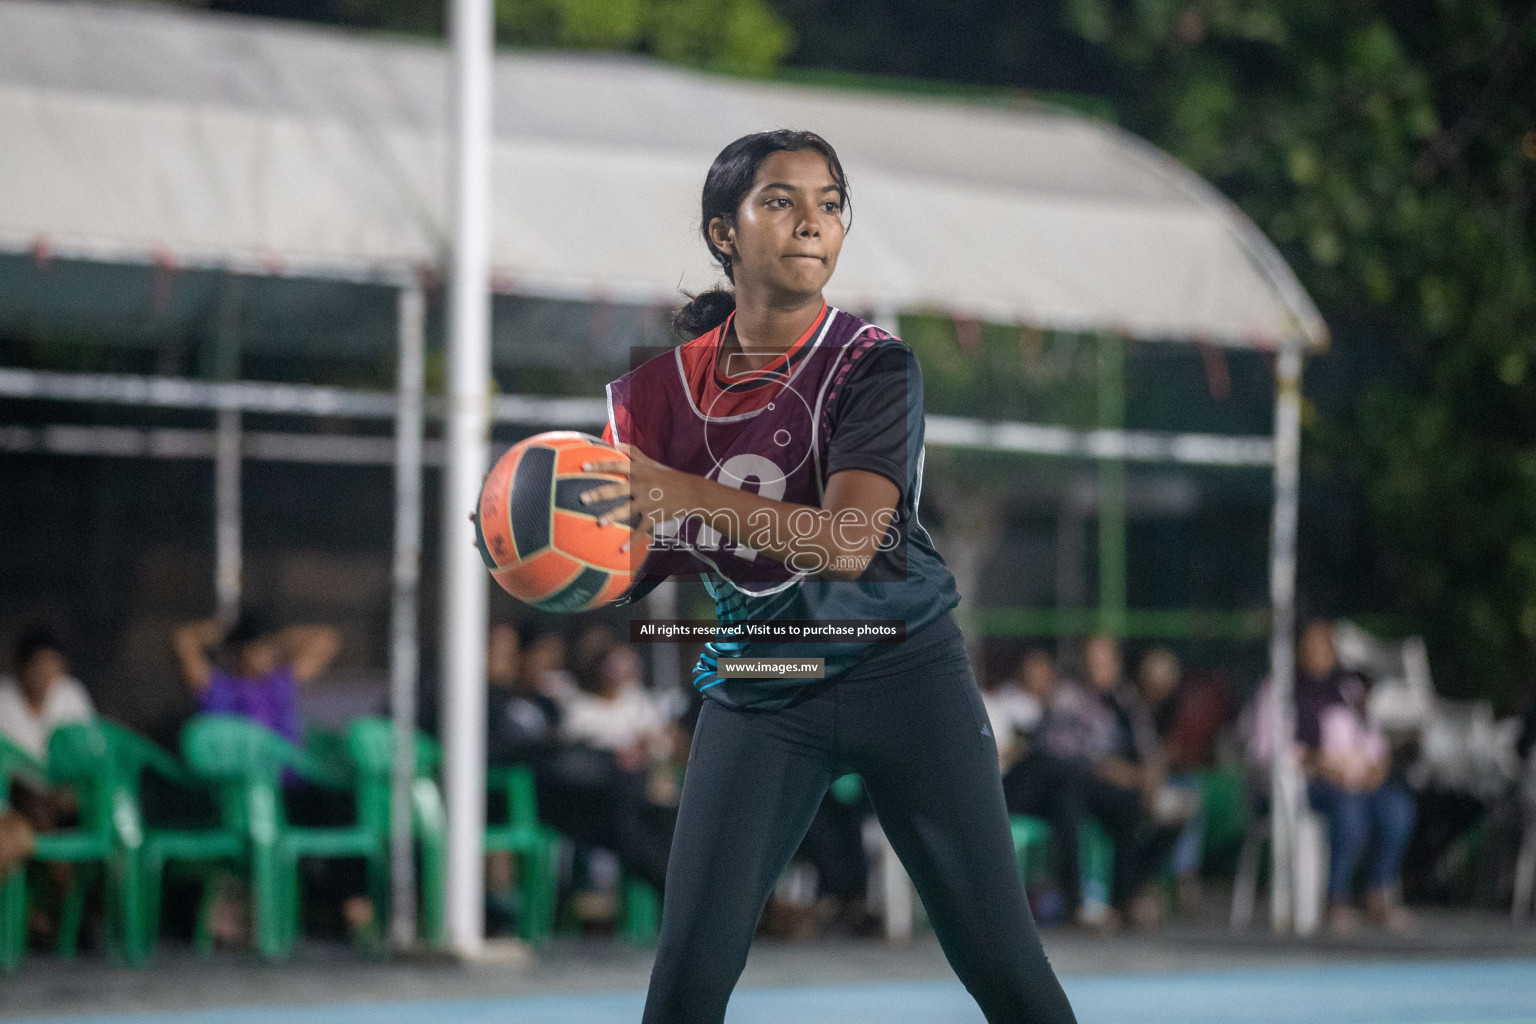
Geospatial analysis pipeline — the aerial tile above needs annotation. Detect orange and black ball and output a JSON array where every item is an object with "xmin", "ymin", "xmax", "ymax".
[{"xmin": 474, "ymin": 431, "xmax": 648, "ymax": 613}]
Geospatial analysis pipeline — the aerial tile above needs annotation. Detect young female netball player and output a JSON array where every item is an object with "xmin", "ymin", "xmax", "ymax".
[{"xmin": 579, "ymin": 130, "xmax": 1078, "ymax": 1024}]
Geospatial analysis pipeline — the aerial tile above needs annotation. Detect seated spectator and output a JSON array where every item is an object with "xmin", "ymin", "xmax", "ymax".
[
  {"xmin": 991, "ymin": 649, "xmax": 1098, "ymax": 926},
  {"xmin": 173, "ymin": 613, "xmax": 340, "ymax": 745},
  {"xmin": 1294, "ymin": 619, "xmax": 1416, "ymax": 936},
  {"xmin": 1042, "ymin": 635, "xmax": 1186, "ymax": 929},
  {"xmin": 486, "ymin": 622, "xmax": 562, "ymax": 766},
  {"xmin": 490, "ymin": 629, "xmax": 673, "ymax": 902},
  {"xmin": 1136, "ymin": 648, "xmax": 1226, "ymax": 918},
  {"xmin": 0, "ymin": 627, "xmax": 94, "ymax": 763},
  {"xmin": 0, "ymin": 811, "xmax": 31, "ymax": 875},
  {"xmin": 798, "ymin": 786, "xmax": 879, "ymax": 939},
  {"xmin": 483, "ymin": 621, "xmax": 562, "ymax": 933},
  {"xmin": 523, "ymin": 627, "xmax": 580, "ymax": 703},
  {"xmin": 172, "ymin": 613, "xmax": 362, "ymax": 944},
  {"xmin": 1141, "ymin": 654, "xmax": 1231, "ymax": 776},
  {"xmin": 982, "ymin": 651, "xmax": 1045, "ymax": 769},
  {"xmin": 0, "ymin": 628, "xmax": 92, "ymax": 945},
  {"xmin": 562, "ymin": 645, "xmax": 669, "ymax": 771},
  {"xmin": 0, "ymin": 627, "xmax": 94, "ymax": 832},
  {"xmin": 574, "ymin": 622, "xmax": 622, "ymax": 675}
]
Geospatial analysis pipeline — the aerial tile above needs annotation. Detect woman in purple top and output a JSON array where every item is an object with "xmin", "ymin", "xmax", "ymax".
[
  {"xmin": 173, "ymin": 613, "xmax": 341, "ymax": 740},
  {"xmin": 173, "ymin": 611, "xmax": 347, "ymax": 944}
]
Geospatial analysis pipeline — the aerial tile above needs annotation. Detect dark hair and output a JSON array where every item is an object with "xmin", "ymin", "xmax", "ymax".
[
  {"xmin": 223, "ymin": 610, "xmax": 277, "ymax": 655},
  {"xmin": 1298, "ymin": 616, "xmax": 1335, "ymax": 641},
  {"xmin": 573, "ymin": 646, "xmax": 610, "ymax": 697},
  {"xmin": 13, "ymin": 626, "xmax": 63, "ymax": 673},
  {"xmin": 518, "ymin": 617, "xmax": 565, "ymax": 649},
  {"xmin": 673, "ymin": 129, "xmax": 852, "ymax": 339}
]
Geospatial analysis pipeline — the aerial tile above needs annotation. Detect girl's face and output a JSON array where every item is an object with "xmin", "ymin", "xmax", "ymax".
[
  {"xmin": 524, "ymin": 635, "xmax": 565, "ymax": 678},
  {"xmin": 1085, "ymin": 637, "xmax": 1121, "ymax": 693},
  {"xmin": 1021, "ymin": 652, "xmax": 1057, "ymax": 700},
  {"xmin": 487, "ymin": 624, "xmax": 521, "ymax": 687},
  {"xmin": 1300, "ymin": 622, "xmax": 1336, "ymax": 678},
  {"xmin": 709, "ymin": 148, "xmax": 845, "ymax": 303},
  {"xmin": 599, "ymin": 646, "xmax": 641, "ymax": 698},
  {"xmin": 238, "ymin": 638, "xmax": 280, "ymax": 679},
  {"xmin": 19, "ymin": 648, "xmax": 66, "ymax": 703}
]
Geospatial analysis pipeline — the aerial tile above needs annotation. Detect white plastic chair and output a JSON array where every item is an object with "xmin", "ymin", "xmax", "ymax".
[
  {"xmin": 1229, "ymin": 806, "xmax": 1328, "ymax": 933},
  {"xmin": 1514, "ymin": 753, "xmax": 1536, "ymax": 923}
]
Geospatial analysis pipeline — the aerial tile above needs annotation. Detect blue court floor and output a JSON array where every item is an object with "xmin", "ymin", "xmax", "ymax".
[{"xmin": 7, "ymin": 960, "xmax": 1535, "ymax": 1024}]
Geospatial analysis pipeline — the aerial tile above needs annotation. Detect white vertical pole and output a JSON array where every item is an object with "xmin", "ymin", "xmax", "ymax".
[
  {"xmin": 1268, "ymin": 337, "xmax": 1304, "ymax": 933},
  {"xmin": 881, "ymin": 833, "xmax": 913, "ymax": 946},
  {"xmin": 646, "ymin": 581, "xmax": 681, "ymax": 693},
  {"xmin": 390, "ymin": 281, "xmax": 426, "ymax": 950},
  {"xmin": 213, "ymin": 273, "xmax": 243, "ymax": 626},
  {"xmin": 443, "ymin": 0, "xmax": 494, "ymax": 958},
  {"xmin": 214, "ymin": 408, "xmax": 241, "ymax": 625}
]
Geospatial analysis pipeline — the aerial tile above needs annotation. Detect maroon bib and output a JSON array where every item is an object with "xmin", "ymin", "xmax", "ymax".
[{"xmin": 604, "ymin": 305, "xmax": 892, "ymax": 594}]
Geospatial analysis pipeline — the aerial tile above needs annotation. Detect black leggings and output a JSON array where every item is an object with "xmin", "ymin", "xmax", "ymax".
[{"xmin": 642, "ymin": 615, "xmax": 1077, "ymax": 1024}]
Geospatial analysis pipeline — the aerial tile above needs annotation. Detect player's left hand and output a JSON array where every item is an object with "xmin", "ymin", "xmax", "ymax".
[{"xmin": 580, "ymin": 442, "xmax": 698, "ymax": 549}]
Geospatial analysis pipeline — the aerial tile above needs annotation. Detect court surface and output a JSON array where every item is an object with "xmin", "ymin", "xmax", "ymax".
[{"xmin": 7, "ymin": 959, "xmax": 1534, "ymax": 1024}]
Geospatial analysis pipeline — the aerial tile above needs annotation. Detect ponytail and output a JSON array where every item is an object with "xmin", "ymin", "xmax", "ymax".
[{"xmin": 672, "ymin": 288, "xmax": 736, "ymax": 339}]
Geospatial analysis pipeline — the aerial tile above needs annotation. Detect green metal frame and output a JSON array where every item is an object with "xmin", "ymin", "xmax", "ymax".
[{"xmin": 964, "ymin": 606, "xmax": 1270, "ymax": 641}]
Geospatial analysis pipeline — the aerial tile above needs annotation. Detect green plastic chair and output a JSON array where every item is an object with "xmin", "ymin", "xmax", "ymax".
[
  {"xmin": 139, "ymin": 805, "xmax": 246, "ymax": 957},
  {"xmin": 140, "ymin": 722, "xmax": 258, "ymax": 959},
  {"xmin": 483, "ymin": 764, "xmax": 560, "ymax": 944},
  {"xmin": 0, "ymin": 721, "xmax": 183, "ymax": 971},
  {"xmin": 1010, "ymin": 815, "xmax": 1053, "ymax": 884},
  {"xmin": 1009, "ymin": 815, "xmax": 1113, "ymax": 913},
  {"xmin": 0, "ymin": 735, "xmax": 46, "ymax": 972},
  {"xmin": 304, "ymin": 724, "xmax": 350, "ymax": 765},
  {"xmin": 343, "ymin": 718, "xmax": 446, "ymax": 948},
  {"xmin": 411, "ymin": 769, "xmax": 447, "ymax": 946},
  {"xmin": 1196, "ymin": 766, "xmax": 1249, "ymax": 869},
  {"xmin": 1079, "ymin": 818, "xmax": 1113, "ymax": 907},
  {"xmin": 548, "ymin": 766, "xmax": 668, "ymax": 947},
  {"xmin": 617, "ymin": 874, "xmax": 659, "ymax": 944},
  {"xmin": 92, "ymin": 719, "xmax": 200, "ymax": 965},
  {"xmin": 178, "ymin": 714, "xmax": 362, "ymax": 959}
]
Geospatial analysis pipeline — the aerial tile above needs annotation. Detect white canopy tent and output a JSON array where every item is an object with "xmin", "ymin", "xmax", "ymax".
[
  {"xmin": 0, "ymin": 0, "xmax": 1326, "ymax": 950},
  {"xmin": 0, "ymin": 0, "xmax": 1323, "ymax": 347}
]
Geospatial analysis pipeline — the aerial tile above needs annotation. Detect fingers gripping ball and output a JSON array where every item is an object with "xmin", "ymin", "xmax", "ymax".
[{"xmin": 474, "ymin": 431, "xmax": 649, "ymax": 613}]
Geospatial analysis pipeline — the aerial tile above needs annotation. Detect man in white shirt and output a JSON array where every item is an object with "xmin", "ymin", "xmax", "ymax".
[
  {"xmin": 981, "ymin": 661, "xmax": 1044, "ymax": 772},
  {"xmin": 560, "ymin": 645, "xmax": 668, "ymax": 770},
  {"xmin": 0, "ymin": 628, "xmax": 93, "ymax": 764}
]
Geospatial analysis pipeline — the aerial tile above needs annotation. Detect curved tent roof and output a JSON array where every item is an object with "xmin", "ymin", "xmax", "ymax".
[{"xmin": 0, "ymin": 0, "xmax": 1325, "ymax": 349}]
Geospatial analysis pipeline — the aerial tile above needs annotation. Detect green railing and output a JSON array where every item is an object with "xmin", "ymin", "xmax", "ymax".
[{"xmin": 961, "ymin": 606, "xmax": 1270, "ymax": 641}]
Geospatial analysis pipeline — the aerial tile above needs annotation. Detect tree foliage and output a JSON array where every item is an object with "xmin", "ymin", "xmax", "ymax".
[
  {"xmin": 490, "ymin": 0, "xmax": 791, "ymax": 72},
  {"xmin": 179, "ymin": 0, "xmax": 793, "ymax": 74},
  {"xmin": 1062, "ymin": 0, "xmax": 1536, "ymax": 703}
]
